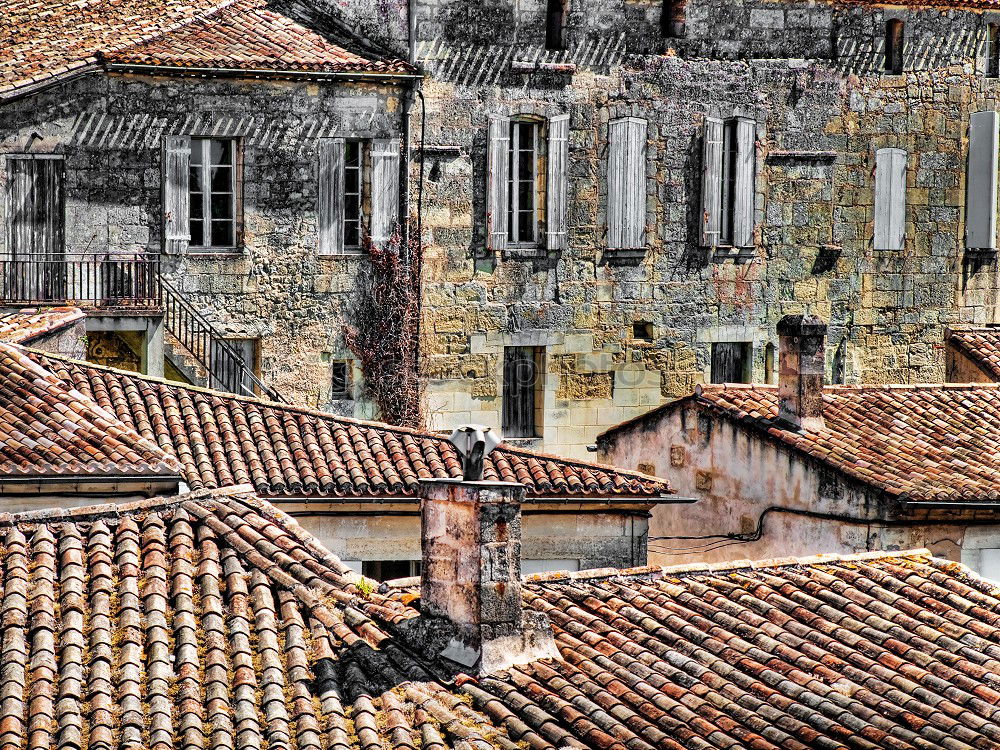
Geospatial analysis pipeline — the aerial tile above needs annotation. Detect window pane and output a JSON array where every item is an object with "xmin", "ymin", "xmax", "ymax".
[
  {"xmin": 345, "ymin": 167, "xmax": 360, "ymax": 194},
  {"xmin": 190, "ymin": 219, "xmax": 204, "ymax": 247},
  {"xmin": 210, "ymin": 139, "xmax": 233, "ymax": 166},
  {"xmin": 190, "ymin": 143, "xmax": 202, "ymax": 166},
  {"xmin": 210, "ymin": 165, "xmax": 232, "ymax": 193},
  {"xmin": 344, "ymin": 220, "xmax": 360, "ymax": 248},
  {"xmin": 211, "ymin": 221, "xmax": 234, "ymax": 247},
  {"xmin": 211, "ymin": 193, "xmax": 234, "ymax": 220}
]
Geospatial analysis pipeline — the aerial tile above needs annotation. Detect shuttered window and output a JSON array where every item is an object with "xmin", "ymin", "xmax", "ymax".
[
  {"xmin": 710, "ymin": 342, "xmax": 750, "ymax": 384},
  {"xmin": 188, "ymin": 138, "xmax": 238, "ymax": 250},
  {"xmin": 370, "ymin": 138, "xmax": 400, "ymax": 248},
  {"xmin": 701, "ymin": 117, "xmax": 756, "ymax": 249},
  {"xmin": 508, "ymin": 121, "xmax": 540, "ymax": 244},
  {"xmin": 967, "ymin": 110, "xmax": 999, "ymax": 251},
  {"xmin": 502, "ymin": 346, "xmax": 543, "ymax": 438},
  {"xmin": 163, "ymin": 135, "xmax": 190, "ymax": 254},
  {"xmin": 318, "ymin": 138, "xmax": 346, "ymax": 255},
  {"xmin": 5, "ymin": 156, "xmax": 66, "ymax": 301},
  {"xmin": 486, "ymin": 116, "xmax": 511, "ymax": 252},
  {"xmin": 607, "ymin": 117, "xmax": 647, "ymax": 249},
  {"xmin": 546, "ymin": 114, "xmax": 569, "ymax": 251},
  {"xmin": 874, "ymin": 148, "xmax": 907, "ymax": 251}
]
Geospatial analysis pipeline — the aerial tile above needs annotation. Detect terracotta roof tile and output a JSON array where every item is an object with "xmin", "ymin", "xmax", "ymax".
[
  {"xmin": 0, "ymin": 308, "xmax": 84, "ymax": 345},
  {"xmin": 21, "ymin": 347, "xmax": 670, "ymax": 500},
  {"xmin": 1, "ymin": 0, "xmax": 412, "ymax": 97},
  {"xmin": 0, "ymin": 342, "xmax": 180, "ymax": 478},
  {"xmin": 948, "ymin": 326, "xmax": 1000, "ymax": 380},
  {"xmin": 601, "ymin": 382, "xmax": 1000, "ymax": 504}
]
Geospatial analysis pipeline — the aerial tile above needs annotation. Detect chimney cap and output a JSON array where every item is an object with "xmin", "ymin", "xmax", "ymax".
[
  {"xmin": 777, "ymin": 314, "xmax": 828, "ymax": 337},
  {"xmin": 447, "ymin": 424, "xmax": 502, "ymax": 481}
]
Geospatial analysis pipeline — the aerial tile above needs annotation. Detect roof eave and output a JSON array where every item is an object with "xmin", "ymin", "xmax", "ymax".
[{"xmin": 104, "ymin": 62, "xmax": 422, "ymax": 82}]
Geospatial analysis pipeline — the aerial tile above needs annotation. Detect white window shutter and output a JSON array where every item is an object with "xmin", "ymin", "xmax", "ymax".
[
  {"xmin": 700, "ymin": 117, "xmax": 723, "ymax": 248},
  {"xmin": 163, "ymin": 135, "xmax": 190, "ymax": 254},
  {"xmin": 733, "ymin": 118, "xmax": 756, "ymax": 248},
  {"xmin": 546, "ymin": 114, "xmax": 570, "ymax": 251},
  {"xmin": 874, "ymin": 147, "xmax": 907, "ymax": 251},
  {"xmin": 967, "ymin": 110, "xmax": 999, "ymax": 251},
  {"xmin": 607, "ymin": 117, "xmax": 647, "ymax": 249},
  {"xmin": 371, "ymin": 138, "xmax": 400, "ymax": 247},
  {"xmin": 318, "ymin": 138, "xmax": 345, "ymax": 255},
  {"xmin": 487, "ymin": 115, "xmax": 510, "ymax": 252}
]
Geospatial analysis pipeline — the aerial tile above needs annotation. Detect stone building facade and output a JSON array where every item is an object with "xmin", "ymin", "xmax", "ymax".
[{"xmin": 413, "ymin": 0, "xmax": 1000, "ymax": 458}]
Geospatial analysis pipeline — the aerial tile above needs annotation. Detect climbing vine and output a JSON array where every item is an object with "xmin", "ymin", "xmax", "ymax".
[{"xmin": 344, "ymin": 226, "xmax": 422, "ymax": 427}]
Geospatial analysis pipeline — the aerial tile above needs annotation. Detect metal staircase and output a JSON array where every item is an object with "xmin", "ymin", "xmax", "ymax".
[{"xmin": 159, "ymin": 275, "xmax": 285, "ymax": 403}]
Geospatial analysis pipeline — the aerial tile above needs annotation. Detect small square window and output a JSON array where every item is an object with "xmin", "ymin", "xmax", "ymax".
[
  {"xmin": 331, "ymin": 361, "xmax": 352, "ymax": 400},
  {"xmin": 632, "ymin": 321, "xmax": 654, "ymax": 341}
]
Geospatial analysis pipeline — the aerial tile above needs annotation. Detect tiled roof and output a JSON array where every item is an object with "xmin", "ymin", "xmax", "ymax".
[
  {"xmin": 0, "ymin": 343, "xmax": 180, "ymax": 478},
  {"xmin": 602, "ymin": 382, "xmax": 1000, "ymax": 503},
  {"xmin": 0, "ymin": 307, "xmax": 84, "ymax": 345},
  {"xmin": 4, "ymin": 486, "xmax": 1000, "ymax": 749},
  {"xmin": 0, "ymin": 0, "xmax": 412, "ymax": 98},
  {"xmin": 23, "ymin": 347, "xmax": 670, "ymax": 500},
  {"xmin": 948, "ymin": 326, "xmax": 1000, "ymax": 380},
  {"xmin": 102, "ymin": 0, "xmax": 413, "ymax": 73}
]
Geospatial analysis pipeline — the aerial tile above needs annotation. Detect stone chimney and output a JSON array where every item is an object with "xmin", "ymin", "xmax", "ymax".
[
  {"xmin": 419, "ymin": 478, "xmax": 559, "ymax": 675},
  {"xmin": 776, "ymin": 314, "xmax": 828, "ymax": 431}
]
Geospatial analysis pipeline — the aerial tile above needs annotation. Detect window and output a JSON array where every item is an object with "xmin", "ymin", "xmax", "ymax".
[
  {"xmin": 331, "ymin": 361, "xmax": 352, "ymax": 400},
  {"xmin": 607, "ymin": 117, "xmax": 648, "ymax": 250},
  {"xmin": 884, "ymin": 19, "xmax": 904, "ymax": 74},
  {"xmin": 700, "ymin": 117, "xmax": 755, "ymax": 249},
  {"xmin": 343, "ymin": 141, "xmax": 364, "ymax": 249},
  {"xmin": 719, "ymin": 119, "xmax": 738, "ymax": 246},
  {"xmin": 633, "ymin": 321, "xmax": 654, "ymax": 341},
  {"xmin": 5, "ymin": 155, "xmax": 65, "ymax": 301},
  {"xmin": 189, "ymin": 138, "xmax": 237, "ymax": 249},
  {"xmin": 661, "ymin": 0, "xmax": 682, "ymax": 38},
  {"xmin": 362, "ymin": 560, "xmax": 420, "ymax": 582},
  {"xmin": 832, "ymin": 339, "xmax": 847, "ymax": 385},
  {"xmin": 710, "ymin": 342, "xmax": 750, "ymax": 384},
  {"xmin": 508, "ymin": 121, "xmax": 540, "ymax": 245},
  {"xmin": 502, "ymin": 346, "xmax": 543, "ymax": 438},
  {"xmin": 764, "ymin": 342, "xmax": 776, "ymax": 384},
  {"xmin": 546, "ymin": 0, "xmax": 566, "ymax": 50},
  {"xmin": 988, "ymin": 24, "xmax": 1000, "ymax": 78}
]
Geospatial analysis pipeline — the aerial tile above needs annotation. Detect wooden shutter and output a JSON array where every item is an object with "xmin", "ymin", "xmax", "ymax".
[
  {"xmin": 733, "ymin": 118, "xmax": 756, "ymax": 248},
  {"xmin": 967, "ymin": 110, "xmax": 999, "ymax": 251},
  {"xmin": 163, "ymin": 135, "xmax": 190, "ymax": 254},
  {"xmin": 371, "ymin": 138, "xmax": 400, "ymax": 248},
  {"xmin": 607, "ymin": 117, "xmax": 647, "ymax": 249},
  {"xmin": 546, "ymin": 114, "xmax": 570, "ymax": 251},
  {"xmin": 318, "ymin": 138, "xmax": 346, "ymax": 255},
  {"xmin": 874, "ymin": 147, "xmax": 907, "ymax": 251},
  {"xmin": 700, "ymin": 117, "xmax": 723, "ymax": 248},
  {"xmin": 502, "ymin": 347, "xmax": 537, "ymax": 438},
  {"xmin": 487, "ymin": 115, "xmax": 510, "ymax": 252}
]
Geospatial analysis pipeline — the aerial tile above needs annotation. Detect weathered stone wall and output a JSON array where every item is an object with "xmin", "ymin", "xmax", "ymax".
[
  {"xmin": 0, "ymin": 72, "xmax": 405, "ymax": 414},
  {"xmin": 414, "ymin": 0, "xmax": 1000, "ymax": 458},
  {"xmin": 596, "ymin": 402, "xmax": 979, "ymax": 565}
]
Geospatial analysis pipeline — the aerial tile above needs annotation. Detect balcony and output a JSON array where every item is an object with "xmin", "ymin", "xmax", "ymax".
[{"xmin": 0, "ymin": 253, "xmax": 162, "ymax": 310}]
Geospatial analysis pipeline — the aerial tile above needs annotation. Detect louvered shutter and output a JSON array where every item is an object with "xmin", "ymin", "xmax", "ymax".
[
  {"xmin": 546, "ymin": 114, "xmax": 570, "ymax": 251},
  {"xmin": 700, "ymin": 117, "xmax": 723, "ymax": 248},
  {"xmin": 371, "ymin": 138, "xmax": 400, "ymax": 248},
  {"xmin": 487, "ymin": 116, "xmax": 510, "ymax": 252},
  {"xmin": 163, "ymin": 135, "xmax": 190, "ymax": 254},
  {"xmin": 967, "ymin": 110, "xmax": 999, "ymax": 251},
  {"xmin": 733, "ymin": 118, "xmax": 756, "ymax": 248},
  {"xmin": 874, "ymin": 148, "xmax": 907, "ymax": 251},
  {"xmin": 608, "ymin": 117, "xmax": 647, "ymax": 249},
  {"xmin": 318, "ymin": 138, "xmax": 346, "ymax": 255}
]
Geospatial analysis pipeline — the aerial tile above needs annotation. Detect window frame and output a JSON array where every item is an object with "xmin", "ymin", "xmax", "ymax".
[
  {"xmin": 507, "ymin": 120, "xmax": 542, "ymax": 247},
  {"xmin": 545, "ymin": 0, "xmax": 566, "ymax": 50},
  {"xmin": 342, "ymin": 139, "xmax": 366, "ymax": 251},
  {"xmin": 884, "ymin": 19, "xmax": 905, "ymax": 75},
  {"xmin": 710, "ymin": 342, "xmax": 751, "ymax": 384},
  {"xmin": 330, "ymin": 360, "xmax": 353, "ymax": 400},
  {"xmin": 188, "ymin": 137, "xmax": 239, "ymax": 251},
  {"xmin": 502, "ymin": 345, "xmax": 544, "ymax": 438},
  {"xmin": 988, "ymin": 23, "xmax": 1000, "ymax": 78}
]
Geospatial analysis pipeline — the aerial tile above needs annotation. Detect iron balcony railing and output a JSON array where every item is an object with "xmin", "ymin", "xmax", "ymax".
[
  {"xmin": 0, "ymin": 252, "xmax": 161, "ymax": 307},
  {"xmin": 159, "ymin": 275, "xmax": 286, "ymax": 404}
]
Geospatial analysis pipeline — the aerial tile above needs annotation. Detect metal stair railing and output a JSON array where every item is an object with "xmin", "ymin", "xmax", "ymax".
[{"xmin": 158, "ymin": 274, "xmax": 286, "ymax": 403}]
